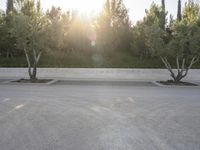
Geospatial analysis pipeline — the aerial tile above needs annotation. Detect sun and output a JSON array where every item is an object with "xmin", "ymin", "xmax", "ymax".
[{"xmin": 67, "ymin": 0, "xmax": 104, "ymax": 15}]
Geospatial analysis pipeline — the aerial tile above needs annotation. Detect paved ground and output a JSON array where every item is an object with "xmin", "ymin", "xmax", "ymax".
[
  {"xmin": 0, "ymin": 83, "xmax": 200, "ymax": 150},
  {"xmin": 1, "ymin": 68, "xmax": 200, "ymax": 81}
]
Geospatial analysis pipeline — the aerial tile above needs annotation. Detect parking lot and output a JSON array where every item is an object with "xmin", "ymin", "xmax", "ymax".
[{"xmin": 0, "ymin": 82, "xmax": 200, "ymax": 150}]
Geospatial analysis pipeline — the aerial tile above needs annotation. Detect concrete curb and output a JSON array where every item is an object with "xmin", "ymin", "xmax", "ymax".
[
  {"xmin": 1, "ymin": 79, "xmax": 57, "ymax": 86},
  {"xmin": 151, "ymin": 81, "xmax": 200, "ymax": 88}
]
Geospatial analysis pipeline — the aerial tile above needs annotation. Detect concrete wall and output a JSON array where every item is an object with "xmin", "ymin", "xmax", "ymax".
[{"xmin": 0, "ymin": 68, "xmax": 199, "ymax": 81}]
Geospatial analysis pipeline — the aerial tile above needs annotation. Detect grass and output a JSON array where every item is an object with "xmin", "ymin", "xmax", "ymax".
[
  {"xmin": 0, "ymin": 57, "xmax": 27, "ymax": 67},
  {"xmin": 0, "ymin": 52, "xmax": 200, "ymax": 68}
]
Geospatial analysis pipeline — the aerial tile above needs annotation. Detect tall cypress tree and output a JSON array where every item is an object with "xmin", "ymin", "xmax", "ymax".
[
  {"xmin": 5, "ymin": 0, "xmax": 15, "ymax": 58},
  {"xmin": 161, "ymin": 0, "xmax": 166, "ymax": 29},
  {"xmin": 6, "ymin": 0, "xmax": 14, "ymax": 15},
  {"xmin": 177, "ymin": 0, "xmax": 182, "ymax": 21},
  {"xmin": 162, "ymin": 0, "xmax": 165, "ymax": 12}
]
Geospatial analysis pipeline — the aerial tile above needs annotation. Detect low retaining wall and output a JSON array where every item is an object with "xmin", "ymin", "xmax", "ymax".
[{"xmin": 0, "ymin": 68, "xmax": 199, "ymax": 81}]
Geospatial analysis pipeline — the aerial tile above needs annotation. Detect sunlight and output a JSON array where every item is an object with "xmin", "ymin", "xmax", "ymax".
[{"xmin": 66, "ymin": 0, "xmax": 104, "ymax": 15}]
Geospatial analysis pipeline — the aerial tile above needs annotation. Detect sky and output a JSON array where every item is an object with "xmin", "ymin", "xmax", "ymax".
[{"xmin": 0, "ymin": 0, "xmax": 188, "ymax": 22}]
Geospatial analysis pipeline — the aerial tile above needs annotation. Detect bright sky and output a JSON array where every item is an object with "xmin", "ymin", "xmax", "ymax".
[{"xmin": 0, "ymin": 0, "xmax": 188, "ymax": 22}]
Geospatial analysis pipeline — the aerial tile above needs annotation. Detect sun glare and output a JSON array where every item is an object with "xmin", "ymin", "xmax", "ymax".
[{"xmin": 64, "ymin": 0, "xmax": 104, "ymax": 15}]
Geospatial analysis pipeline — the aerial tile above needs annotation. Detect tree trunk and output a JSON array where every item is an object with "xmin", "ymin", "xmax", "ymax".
[
  {"xmin": 160, "ymin": 56, "xmax": 199, "ymax": 83},
  {"xmin": 31, "ymin": 64, "xmax": 37, "ymax": 81},
  {"xmin": 24, "ymin": 48, "xmax": 38, "ymax": 81},
  {"xmin": 28, "ymin": 67, "xmax": 37, "ymax": 81},
  {"xmin": 24, "ymin": 48, "xmax": 42, "ymax": 81}
]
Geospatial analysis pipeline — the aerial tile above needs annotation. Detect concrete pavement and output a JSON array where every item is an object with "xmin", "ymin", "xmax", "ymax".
[
  {"xmin": 0, "ymin": 83, "xmax": 200, "ymax": 150},
  {"xmin": 0, "ymin": 68, "xmax": 200, "ymax": 81}
]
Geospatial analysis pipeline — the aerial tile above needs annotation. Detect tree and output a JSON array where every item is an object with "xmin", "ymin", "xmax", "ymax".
[
  {"xmin": 11, "ymin": 2, "xmax": 68, "ymax": 80},
  {"xmin": 3, "ymin": 0, "xmax": 17, "ymax": 58},
  {"xmin": 131, "ymin": 21, "xmax": 149, "ymax": 57},
  {"xmin": 0, "ymin": 11, "xmax": 6, "ymax": 56},
  {"xmin": 0, "ymin": 18, "xmax": 16, "ymax": 58},
  {"xmin": 6, "ymin": 0, "xmax": 14, "ymax": 15},
  {"xmin": 169, "ymin": 14, "xmax": 175, "ymax": 27},
  {"xmin": 12, "ymin": 13, "xmax": 49, "ymax": 80},
  {"xmin": 96, "ymin": 0, "xmax": 131, "ymax": 53},
  {"xmin": 67, "ymin": 15, "xmax": 91, "ymax": 52},
  {"xmin": 144, "ymin": 2, "xmax": 167, "ymax": 29},
  {"xmin": 36, "ymin": 0, "xmax": 42, "ymax": 15},
  {"xmin": 46, "ymin": 6, "xmax": 65, "ymax": 52},
  {"xmin": 160, "ymin": 0, "xmax": 167, "ymax": 29},
  {"xmin": 182, "ymin": 0, "xmax": 200, "ymax": 24},
  {"xmin": 145, "ymin": 23, "xmax": 200, "ymax": 82},
  {"xmin": 177, "ymin": 0, "xmax": 182, "ymax": 21},
  {"xmin": 131, "ymin": 2, "xmax": 167, "ymax": 57}
]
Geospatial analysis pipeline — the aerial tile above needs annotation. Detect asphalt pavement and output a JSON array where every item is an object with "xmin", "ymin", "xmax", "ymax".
[{"xmin": 0, "ymin": 83, "xmax": 200, "ymax": 150}]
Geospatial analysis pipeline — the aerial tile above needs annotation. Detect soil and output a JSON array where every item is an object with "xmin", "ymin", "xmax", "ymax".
[
  {"xmin": 12, "ymin": 78, "xmax": 53, "ymax": 83},
  {"xmin": 159, "ymin": 80, "xmax": 198, "ymax": 86}
]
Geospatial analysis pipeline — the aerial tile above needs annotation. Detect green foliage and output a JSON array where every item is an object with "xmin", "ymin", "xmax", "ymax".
[
  {"xmin": 0, "ymin": 53, "xmax": 168, "ymax": 68},
  {"xmin": 144, "ymin": 21, "xmax": 200, "ymax": 81},
  {"xmin": 0, "ymin": 10, "xmax": 17, "ymax": 57},
  {"xmin": 11, "ymin": 3, "xmax": 50, "ymax": 80},
  {"xmin": 12, "ymin": 14, "xmax": 30, "ymax": 50},
  {"xmin": 6, "ymin": 0, "xmax": 14, "ymax": 15},
  {"xmin": 96, "ymin": 0, "xmax": 131, "ymax": 53},
  {"xmin": 0, "ymin": 57, "xmax": 26, "ymax": 67},
  {"xmin": 169, "ymin": 23, "xmax": 200, "ymax": 58},
  {"xmin": 21, "ymin": 0, "xmax": 36, "ymax": 17},
  {"xmin": 46, "ymin": 6, "xmax": 65, "ymax": 52},
  {"xmin": 145, "ymin": 22, "xmax": 200, "ymax": 58},
  {"xmin": 183, "ymin": 0, "xmax": 200, "ymax": 24},
  {"xmin": 144, "ymin": 2, "xmax": 167, "ymax": 29},
  {"xmin": 46, "ymin": 6, "xmax": 62, "ymax": 20},
  {"xmin": 145, "ymin": 24, "xmax": 166, "ymax": 57},
  {"xmin": 0, "ymin": 17, "xmax": 7, "ymax": 56},
  {"xmin": 36, "ymin": 0, "xmax": 42, "ymax": 14},
  {"xmin": 131, "ymin": 21, "xmax": 149, "ymax": 57},
  {"xmin": 1, "ymin": 0, "xmax": 200, "ymax": 72},
  {"xmin": 66, "ymin": 15, "xmax": 91, "ymax": 52},
  {"xmin": 131, "ymin": 2, "xmax": 167, "ymax": 58},
  {"xmin": 13, "ymin": 13, "xmax": 50, "ymax": 56},
  {"xmin": 169, "ymin": 14, "xmax": 175, "ymax": 27}
]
